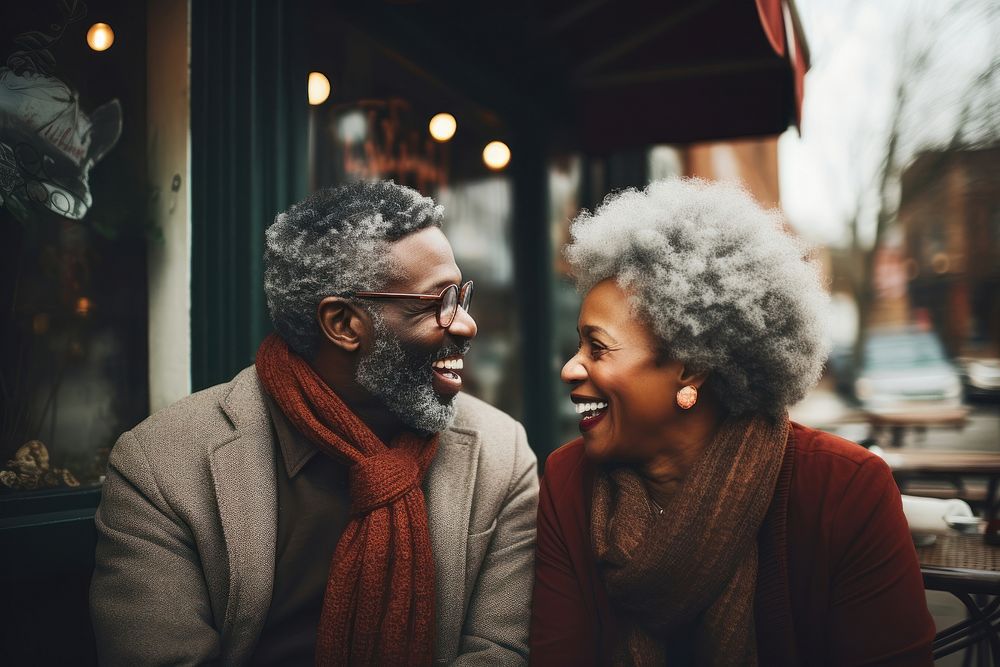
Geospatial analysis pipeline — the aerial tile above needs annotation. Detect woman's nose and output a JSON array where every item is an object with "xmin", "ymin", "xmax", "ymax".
[{"xmin": 561, "ymin": 353, "xmax": 587, "ymax": 384}]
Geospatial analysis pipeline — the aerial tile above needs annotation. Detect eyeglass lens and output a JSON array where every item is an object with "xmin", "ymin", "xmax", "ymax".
[
  {"xmin": 459, "ymin": 281, "xmax": 473, "ymax": 311},
  {"xmin": 439, "ymin": 285, "xmax": 458, "ymax": 326},
  {"xmin": 438, "ymin": 281, "xmax": 474, "ymax": 327}
]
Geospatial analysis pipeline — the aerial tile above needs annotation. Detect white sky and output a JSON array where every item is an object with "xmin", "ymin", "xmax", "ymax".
[{"xmin": 778, "ymin": 0, "xmax": 998, "ymax": 247}]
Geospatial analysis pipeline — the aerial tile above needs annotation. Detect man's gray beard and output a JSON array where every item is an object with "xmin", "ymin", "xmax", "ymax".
[{"xmin": 354, "ymin": 311, "xmax": 463, "ymax": 435}]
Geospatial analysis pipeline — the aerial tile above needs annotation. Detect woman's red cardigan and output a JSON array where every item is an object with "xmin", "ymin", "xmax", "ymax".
[{"xmin": 529, "ymin": 422, "xmax": 935, "ymax": 666}]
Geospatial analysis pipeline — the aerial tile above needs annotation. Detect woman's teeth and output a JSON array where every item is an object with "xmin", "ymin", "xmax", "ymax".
[
  {"xmin": 432, "ymin": 358, "xmax": 464, "ymax": 370},
  {"xmin": 574, "ymin": 401, "xmax": 608, "ymax": 415}
]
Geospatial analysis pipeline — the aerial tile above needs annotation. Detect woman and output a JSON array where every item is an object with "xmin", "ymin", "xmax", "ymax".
[{"xmin": 530, "ymin": 179, "xmax": 934, "ymax": 666}]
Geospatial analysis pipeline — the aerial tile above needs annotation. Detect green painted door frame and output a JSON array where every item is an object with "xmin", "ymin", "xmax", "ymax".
[{"xmin": 190, "ymin": 0, "xmax": 308, "ymax": 391}]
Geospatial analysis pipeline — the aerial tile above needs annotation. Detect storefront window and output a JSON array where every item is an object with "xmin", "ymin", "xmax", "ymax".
[{"xmin": 1, "ymin": 2, "xmax": 149, "ymax": 496}]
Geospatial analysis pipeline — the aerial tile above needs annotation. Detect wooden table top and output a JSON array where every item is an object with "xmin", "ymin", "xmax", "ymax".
[
  {"xmin": 865, "ymin": 407, "xmax": 970, "ymax": 426},
  {"xmin": 881, "ymin": 450, "xmax": 1000, "ymax": 475}
]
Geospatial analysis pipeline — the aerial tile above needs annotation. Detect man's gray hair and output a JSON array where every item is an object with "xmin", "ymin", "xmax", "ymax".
[
  {"xmin": 264, "ymin": 180, "xmax": 443, "ymax": 358},
  {"xmin": 565, "ymin": 177, "xmax": 830, "ymax": 416}
]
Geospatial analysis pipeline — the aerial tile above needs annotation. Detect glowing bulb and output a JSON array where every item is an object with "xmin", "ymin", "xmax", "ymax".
[
  {"xmin": 75, "ymin": 297, "xmax": 92, "ymax": 317},
  {"xmin": 482, "ymin": 141, "xmax": 511, "ymax": 170},
  {"xmin": 428, "ymin": 113, "xmax": 457, "ymax": 142},
  {"xmin": 308, "ymin": 72, "xmax": 331, "ymax": 106},
  {"xmin": 87, "ymin": 23, "xmax": 114, "ymax": 52}
]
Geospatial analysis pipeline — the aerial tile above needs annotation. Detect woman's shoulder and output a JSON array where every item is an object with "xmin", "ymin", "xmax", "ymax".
[
  {"xmin": 790, "ymin": 421, "xmax": 889, "ymax": 475},
  {"xmin": 541, "ymin": 438, "xmax": 590, "ymax": 491},
  {"xmin": 787, "ymin": 421, "xmax": 897, "ymax": 510},
  {"xmin": 546, "ymin": 437, "xmax": 586, "ymax": 465}
]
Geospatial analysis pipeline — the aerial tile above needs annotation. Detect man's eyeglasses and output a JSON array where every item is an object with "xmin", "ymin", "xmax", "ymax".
[{"xmin": 337, "ymin": 280, "xmax": 474, "ymax": 328}]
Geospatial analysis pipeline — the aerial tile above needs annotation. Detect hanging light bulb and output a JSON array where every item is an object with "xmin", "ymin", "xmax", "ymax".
[
  {"xmin": 308, "ymin": 72, "xmax": 331, "ymax": 106},
  {"xmin": 87, "ymin": 23, "xmax": 115, "ymax": 52},
  {"xmin": 75, "ymin": 297, "xmax": 92, "ymax": 317},
  {"xmin": 428, "ymin": 113, "xmax": 457, "ymax": 142},
  {"xmin": 483, "ymin": 141, "xmax": 511, "ymax": 170}
]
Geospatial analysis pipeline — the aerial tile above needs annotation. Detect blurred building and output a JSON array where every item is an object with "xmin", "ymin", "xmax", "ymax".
[
  {"xmin": 684, "ymin": 136, "xmax": 781, "ymax": 208},
  {"xmin": 900, "ymin": 146, "xmax": 1000, "ymax": 356}
]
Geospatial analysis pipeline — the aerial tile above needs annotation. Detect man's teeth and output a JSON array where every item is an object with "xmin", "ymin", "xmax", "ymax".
[
  {"xmin": 574, "ymin": 401, "xmax": 608, "ymax": 415},
  {"xmin": 432, "ymin": 358, "xmax": 464, "ymax": 370}
]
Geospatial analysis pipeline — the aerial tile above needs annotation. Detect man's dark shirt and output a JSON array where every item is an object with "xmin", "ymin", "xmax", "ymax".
[{"xmin": 250, "ymin": 399, "xmax": 350, "ymax": 665}]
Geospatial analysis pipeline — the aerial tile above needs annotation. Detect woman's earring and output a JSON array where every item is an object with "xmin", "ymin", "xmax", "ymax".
[{"xmin": 676, "ymin": 385, "xmax": 698, "ymax": 409}]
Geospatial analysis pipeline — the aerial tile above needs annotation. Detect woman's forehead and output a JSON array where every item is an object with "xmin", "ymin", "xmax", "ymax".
[
  {"xmin": 580, "ymin": 279, "xmax": 662, "ymax": 350},
  {"xmin": 580, "ymin": 280, "xmax": 630, "ymax": 328}
]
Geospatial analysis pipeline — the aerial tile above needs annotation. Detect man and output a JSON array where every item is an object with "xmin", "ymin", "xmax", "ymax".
[{"xmin": 90, "ymin": 181, "xmax": 538, "ymax": 665}]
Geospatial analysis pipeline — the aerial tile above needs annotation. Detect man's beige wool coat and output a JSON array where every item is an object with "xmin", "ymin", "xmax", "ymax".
[{"xmin": 90, "ymin": 367, "xmax": 538, "ymax": 665}]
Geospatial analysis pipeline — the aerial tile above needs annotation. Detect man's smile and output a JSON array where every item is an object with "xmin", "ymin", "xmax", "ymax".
[{"xmin": 431, "ymin": 354, "xmax": 465, "ymax": 397}]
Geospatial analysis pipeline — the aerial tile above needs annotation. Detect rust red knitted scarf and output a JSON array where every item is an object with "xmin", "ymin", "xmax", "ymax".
[{"xmin": 255, "ymin": 333, "xmax": 439, "ymax": 666}]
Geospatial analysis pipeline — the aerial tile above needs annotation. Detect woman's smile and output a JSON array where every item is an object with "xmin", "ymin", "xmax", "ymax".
[{"xmin": 571, "ymin": 394, "xmax": 609, "ymax": 432}]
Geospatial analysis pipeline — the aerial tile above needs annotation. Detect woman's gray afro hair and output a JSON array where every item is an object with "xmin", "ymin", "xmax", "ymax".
[
  {"xmin": 264, "ymin": 180, "xmax": 442, "ymax": 358},
  {"xmin": 566, "ymin": 178, "xmax": 830, "ymax": 416}
]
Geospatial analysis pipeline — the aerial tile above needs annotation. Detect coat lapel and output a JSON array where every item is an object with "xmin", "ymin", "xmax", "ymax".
[
  {"xmin": 209, "ymin": 368, "xmax": 278, "ymax": 661},
  {"xmin": 424, "ymin": 424, "xmax": 481, "ymax": 660}
]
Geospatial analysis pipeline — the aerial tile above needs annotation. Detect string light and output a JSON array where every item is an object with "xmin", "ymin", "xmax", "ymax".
[
  {"xmin": 87, "ymin": 23, "xmax": 114, "ymax": 51},
  {"xmin": 483, "ymin": 141, "xmax": 511, "ymax": 170},
  {"xmin": 429, "ymin": 113, "xmax": 457, "ymax": 142},
  {"xmin": 308, "ymin": 72, "xmax": 331, "ymax": 105}
]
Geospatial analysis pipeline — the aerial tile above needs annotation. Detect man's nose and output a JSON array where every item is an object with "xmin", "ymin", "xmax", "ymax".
[
  {"xmin": 561, "ymin": 353, "xmax": 587, "ymax": 384},
  {"xmin": 446, "ymin": 305, "xmax": 477, "ymax": 339}
]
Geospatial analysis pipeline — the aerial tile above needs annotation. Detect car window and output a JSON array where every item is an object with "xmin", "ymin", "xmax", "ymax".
[{"xmin": 865, "ymin": 334, "xmax": 948, "ymax": 369}]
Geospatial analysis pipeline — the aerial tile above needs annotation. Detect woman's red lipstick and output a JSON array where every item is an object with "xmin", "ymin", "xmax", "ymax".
[
  {"xmin": 572, "ymin": 396, "xmax": 609, "ymax": 433},
  {"xmin": 579, "ymin": 410, "xmax": 607, "ymax": 433}
]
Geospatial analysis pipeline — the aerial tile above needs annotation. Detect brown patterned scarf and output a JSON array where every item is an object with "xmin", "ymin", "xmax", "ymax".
[
  {"xmin": 591, "ymin": 414, "xmax": 789, "ymax": 665},
  {"xmin": 256, "ymin": 334, "xmax": 438, "ymax": 666}
]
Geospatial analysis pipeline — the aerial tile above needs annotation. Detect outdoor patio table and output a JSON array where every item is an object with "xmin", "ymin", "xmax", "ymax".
[
  {"xmin": 881, "ymin": 450, "xmax": 1000, "ymax": 521},
  {"xmin": 917, "ymin": 533, "xmax": 1000, "ymax": 663},
  {"xmin": 865, "ymin": 407, "xmax": 969, "ymax": 448}
]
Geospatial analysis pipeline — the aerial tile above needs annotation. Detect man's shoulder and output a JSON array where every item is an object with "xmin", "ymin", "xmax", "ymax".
[
  {"xmin": 452, "ymin": 392, "xmax": 520, "ymax": 437},
  {"xmin": 449, "ymin": 392, "xmax": 535, "ymax": 471},
  {"xmin": 122, "ymin": 367, "xmax": 264, "ymax": 463}
]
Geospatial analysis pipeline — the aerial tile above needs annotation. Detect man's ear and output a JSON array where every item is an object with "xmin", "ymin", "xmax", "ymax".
[{"xmin": 316, "ymin": 297, "xmax": 368, "ymax": 353}]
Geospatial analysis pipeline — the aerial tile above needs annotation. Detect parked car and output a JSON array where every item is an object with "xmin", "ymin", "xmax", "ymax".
[
  {"xmin": 854, "ymin": 327, "xmax": 965, "ymax": 416},
  {"xmin": 956, "ymin": 356, "xmax": 1000, "ymax": 400}
]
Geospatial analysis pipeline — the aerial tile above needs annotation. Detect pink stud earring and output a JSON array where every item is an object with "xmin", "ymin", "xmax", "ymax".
[{"xmin": 676, "ymin": 385, "xmax": 698, "ymax": 409}]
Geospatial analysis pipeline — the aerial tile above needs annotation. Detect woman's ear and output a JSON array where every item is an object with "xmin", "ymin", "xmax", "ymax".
[
  {"xmin": 316, "ymin": 297, "xmax": 368, "ymax": 353},
  {"xmin": 678, "ymin": 365, "xmax": 710, "ymax": 388}
]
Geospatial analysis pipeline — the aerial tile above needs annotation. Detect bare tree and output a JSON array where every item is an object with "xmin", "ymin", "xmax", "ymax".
[{"xmin": 840, "ymin": 0, "xmax": 999, "ymax": 365}]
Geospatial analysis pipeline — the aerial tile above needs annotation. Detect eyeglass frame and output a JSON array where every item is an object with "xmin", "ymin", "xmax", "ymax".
[{"xmin": 333, "ymin": 280, "xmax": 474, "ymax": 328}]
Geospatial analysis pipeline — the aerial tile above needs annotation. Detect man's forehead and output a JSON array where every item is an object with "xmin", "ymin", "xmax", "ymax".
[{"xmin": 386, "ymin": 227, "xmax": 461, "ymax": 289}]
